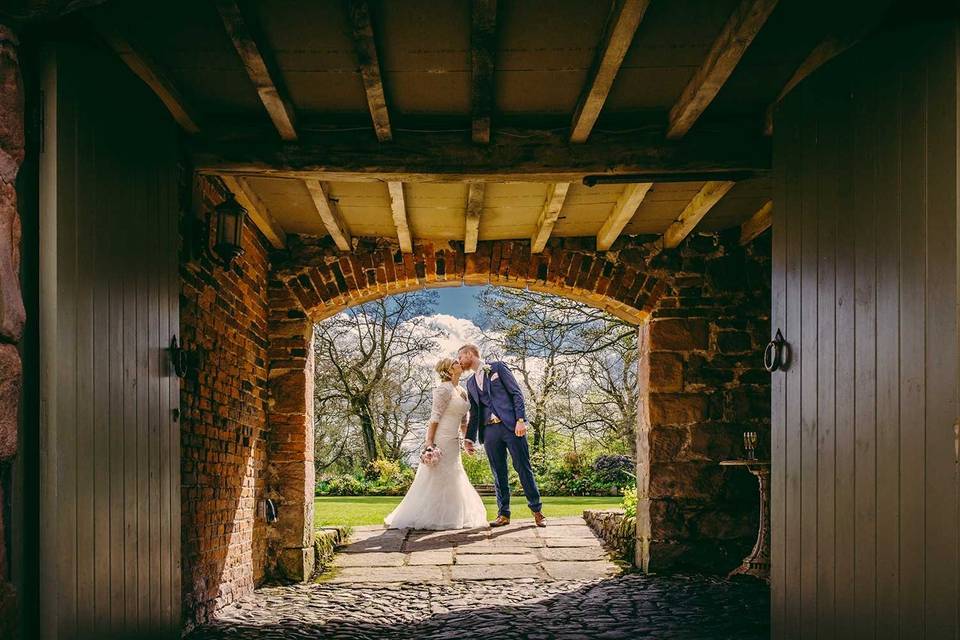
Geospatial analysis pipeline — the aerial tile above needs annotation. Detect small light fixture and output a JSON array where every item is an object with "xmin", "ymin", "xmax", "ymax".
[{"xmin": 213, "ymin": 194, "xmax": 247, "ymax": 268}]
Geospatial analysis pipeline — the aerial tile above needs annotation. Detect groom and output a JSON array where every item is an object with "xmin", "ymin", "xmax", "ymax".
[{"xmin": 458, "ymin": 344, "xmax": 546, "ymax": 528}]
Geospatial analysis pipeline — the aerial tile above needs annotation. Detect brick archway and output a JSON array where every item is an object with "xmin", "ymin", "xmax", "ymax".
[
  {"xmin": 264, "ymin": 231, "xmax": 770, "ymax": 579},
  {"xmin": 273, "ymin": 235, "xmax": 670, "ymax": 326}
]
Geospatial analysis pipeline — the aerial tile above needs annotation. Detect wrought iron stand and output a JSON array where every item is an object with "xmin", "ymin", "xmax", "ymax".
[{"xmin": 719, "ymin": 460, "xmax": 771, "ymax": 581}]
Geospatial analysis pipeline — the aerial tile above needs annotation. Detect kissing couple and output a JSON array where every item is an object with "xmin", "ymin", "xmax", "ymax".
[{"xmin": 384, "ymin": 343, "xmax": 546, "ymax": 530}]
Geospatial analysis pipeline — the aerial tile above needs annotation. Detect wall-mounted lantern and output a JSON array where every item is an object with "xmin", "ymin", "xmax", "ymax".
[{"xmin": 213, "ymin": 194, "xmax": 247, "ymax": 269}]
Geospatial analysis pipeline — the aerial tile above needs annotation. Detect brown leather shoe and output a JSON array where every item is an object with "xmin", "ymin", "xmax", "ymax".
[
  {"xmin": 490, "ymin": 515, "xmax": 510, "ymax": 527},
  {"xmin": 533, "ymin": 512, "xmax": 547, "ymax": 528}
]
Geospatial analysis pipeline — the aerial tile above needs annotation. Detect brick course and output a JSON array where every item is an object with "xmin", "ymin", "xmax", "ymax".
[
  {"xmin": 180, "ymin": 178, "xmax": 271, "ymax": 628},
  {"xmin": 271, "ymin": 234, "xmax": 670, "ymax": 325}
]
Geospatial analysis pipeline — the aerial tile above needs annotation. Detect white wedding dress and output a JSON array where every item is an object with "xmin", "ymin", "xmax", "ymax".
[{"xmin": 384, "ymin": 381, "xmax": 488, "ymax": 530}]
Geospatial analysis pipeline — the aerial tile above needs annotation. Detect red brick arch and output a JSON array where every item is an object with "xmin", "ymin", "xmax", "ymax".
[{"xmin": 271, "ymin": 236, "xmax": 670, "ymax": 325}]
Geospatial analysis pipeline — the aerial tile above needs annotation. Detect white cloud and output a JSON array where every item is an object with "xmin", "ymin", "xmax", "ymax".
[{"xmin": 424, "ymin": 313, "xmax": 486, "ymax": 359}]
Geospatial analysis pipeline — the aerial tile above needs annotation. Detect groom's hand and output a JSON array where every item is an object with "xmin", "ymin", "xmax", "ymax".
[
  {"xmin": 514, "ymin": 419, "xmax": 527, "ymax": 437},
  {"xmin": 463, "ymin": 439, "xmax": 476, "ymax": 455}
]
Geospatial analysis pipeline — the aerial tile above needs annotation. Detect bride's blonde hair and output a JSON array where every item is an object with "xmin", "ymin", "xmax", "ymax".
[{"xmin": 434, "ymin": 357, "xmax": 457, "ymax": 382}]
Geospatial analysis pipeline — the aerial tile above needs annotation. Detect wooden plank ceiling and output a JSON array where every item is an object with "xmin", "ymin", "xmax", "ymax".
[{"xmin": 84, "ymin": 0, "xmax": 890, "ymax": 254}]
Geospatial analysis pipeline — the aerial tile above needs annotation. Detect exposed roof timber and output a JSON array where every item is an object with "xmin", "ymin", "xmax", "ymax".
[
  {"xmin": 596, "ymin": 182, "xmax": 653, "ymax": 250},
  {"xmin": 531, "ymin": 183, "xmax": 571, "ymax": 253},
  {"xmin": 305, "ymin": 179, "xmax": 352, "ymax": 251},
  {"xmin": 387, "ymin": 181, "xmax": 413, "ymax": 253},
  {"xmin": 765, "ymin": 35, "xmax": 861, "ymax": 135},
  {"xmin": 215, "ymin": 0, "xmax": 297, "ymax": 141},
  {"xmin": 191, "ymin": 125, "xmax": 770, "ymax": 183},
  {"xmin": 570, "ymin": 0, "xmax": 651, "ymax": 143},
  {"xmin": 470, "ymin": 0, "xmax": 498, "ymax": 144},
  {"xmin": 666, "ymin": 0, "xmax": 779, "ymax": 139},
  {"xmin": 661, "ymin": 180, "xmax": 736, "ymax": 248},
  {"xmin": 88, "ymin": 11, "xmax": 200, "ymax": 134},
  {"xmin": 219, "ymin": 175, "xmax": 287, "ymax": 249},
  {"xmin": 464, "ymin": 182, "xmax": 486, "ymax": 253},
  {"xmin": 739, "ymin": 199, "xmax": 772, "ymax": 245},
  {"xmin": 346, "ymin": 0, "xmax": 392, "ymax": 142}
]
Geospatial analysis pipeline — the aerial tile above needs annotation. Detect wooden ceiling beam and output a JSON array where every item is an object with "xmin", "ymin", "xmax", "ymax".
[
  {"xmin": 387, "ymin": 181, "xmax": 413, "ymax": 253},
  {"xmin": 596, "ymin": 182, "xmax": 653, "ymax": 250},
  {"xmin": 464, "ymin": 183, "xmax": 486, "ymax": 253},
  {"xmin": 666, "ymin": 0, "xmax": 779, "ymax": 139},
  {"xmin": 765, "ymin": 36, "xmax": 859, "ymax": 135},
  {"xmin": 305, "ymin": 179, "xmax": 352, "ymax": 251},
  {"xmin": 570, "ymin": 0, "xmax": 650, "ymax": 143},
  {"xmin": 661, "ymin": 180, "xmax": 735, "ymax": 248},
  {"xmin": 191, "ymin": 125, "xmax": 770, "ymax": 183},
  {"xmin": 215, "ymin": 0, "xmax": 298, "ymax": 141},
  {"xmin": 470, "ymin": 0, "xmax": 498, "ymax": 144},
  {"xmin": 88, "ymin": 13, "xmax": 200, "ymax": 134},
  {"xmin": 531, "ymin": 183, "xmax": 571, "ymax": 253},
  {"xmin": 219, "ymin": 175, "xmax": 286, "ymax": 249},
  {"xmin": 739, "ymin": 199, "xmax": 772, "ymax": 244},
  {"xmin": 346, "ymin": 0, "xmax": 392, "ymax": 142}
]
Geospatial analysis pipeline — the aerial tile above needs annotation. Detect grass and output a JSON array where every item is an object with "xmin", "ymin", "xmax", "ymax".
[{"xmin": 314, "ymin": 495, "xmax": 624, "ymax": 528}]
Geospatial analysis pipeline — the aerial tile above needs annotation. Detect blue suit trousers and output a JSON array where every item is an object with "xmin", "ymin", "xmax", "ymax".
[{"xmin": 482, "ymin": 422, "xmax": 542, "ymax": 517}]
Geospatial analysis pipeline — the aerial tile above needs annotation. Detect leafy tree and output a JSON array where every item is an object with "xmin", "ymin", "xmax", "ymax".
[
  {"xmin": 474, "ymin": 287, "xmax": 638, "ymax": 462},
  {"xmin": 313, "ymin": 291, "xmax": 442, "ymax": 464}
]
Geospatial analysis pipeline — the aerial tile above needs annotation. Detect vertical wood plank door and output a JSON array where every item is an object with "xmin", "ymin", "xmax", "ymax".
[
  {"xmin": 39, "ymin": 42, "xmax": 182, "ymax": 638},
  {"xmin": 770, "ymin": 20, "xmax": 960, "ymax": 640}
]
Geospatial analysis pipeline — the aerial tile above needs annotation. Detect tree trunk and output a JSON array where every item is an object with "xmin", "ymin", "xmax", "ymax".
[{"xmin": 353, "ymin": 398, "xmax": 381, "ymax": 462}]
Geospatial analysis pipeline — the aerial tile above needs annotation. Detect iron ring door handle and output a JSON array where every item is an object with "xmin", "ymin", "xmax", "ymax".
[{"xmin": 764, "ymin": 329, "xmax": 788, "ymax": 372}]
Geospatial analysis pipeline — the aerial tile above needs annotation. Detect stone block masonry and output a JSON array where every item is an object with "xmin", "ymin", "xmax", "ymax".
[
  {"xmin": 179, "ymin": 177, "xmax": 272, "ymax": 629},
  {"xmin": 0, "ymin": 25, "xmax": 24, "ymax": 637},
  {"xmin": 639, "ymin": 228, "xmax": 772, "ymax": 574}
]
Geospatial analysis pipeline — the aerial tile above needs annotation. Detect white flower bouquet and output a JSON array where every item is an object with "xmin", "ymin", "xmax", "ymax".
[{"xmin": 420, "ymin": 444, "xmax": 443, "ymax": 467}]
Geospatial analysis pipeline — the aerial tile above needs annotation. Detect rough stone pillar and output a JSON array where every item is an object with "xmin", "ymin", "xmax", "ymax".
[
  {"xmin": 266, "ymin": 281, "xmax": 316, "ymax": 580},
  {"xmin": 634, "ymin": 320, "xmax": 652, "ymax": 572},
  {"xmin": 639, "ymin": 231, "xmax": 771, "ymax": 574},
  {"xmin": 0, "ymin": 23, "xmax": 25, "ymax": 637}
]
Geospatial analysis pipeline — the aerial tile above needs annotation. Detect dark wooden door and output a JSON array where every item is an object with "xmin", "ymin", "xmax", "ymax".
[
  {"xmin": 38, "ymin": 42, "xmax": 182, "ymax": 638},
  {"xmin": 770, "ymin": 20, "xmax": 959, "ymax": 639}
]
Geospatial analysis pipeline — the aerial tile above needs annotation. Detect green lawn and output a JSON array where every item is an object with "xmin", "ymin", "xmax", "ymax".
[{"xmin": 314, "ymin": 495, "xmax": 623, "ymax": 528}]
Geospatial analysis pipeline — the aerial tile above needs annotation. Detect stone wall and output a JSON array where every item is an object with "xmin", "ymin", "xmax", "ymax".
[
  {"xmin": 179, "ymin": 177, "xmax": 272, "ymax": 628},
  {"xmin": 583, "ymin": 509, "xmax": 635, "ymax": 565},
  {"xmin": 0, "ymin": 25, "xmax": 25, "ymax": 637},
  {"xmin": 639, "ymin": 229, "xmax": 771, "ymax": 573},
  {"xmin": 264, "ymin": 276, "xmax": 315, "ymax": 580}
]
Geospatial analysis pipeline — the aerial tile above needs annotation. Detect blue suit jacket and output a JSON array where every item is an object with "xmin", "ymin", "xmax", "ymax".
[{"xmin": 465, "ymin": 361, "xmax": 527, "ymax": 444}]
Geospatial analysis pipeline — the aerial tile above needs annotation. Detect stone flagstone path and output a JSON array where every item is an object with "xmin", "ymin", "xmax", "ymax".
[
  {"xmin": 187, "ymin": 516, "xmax": 769, "ymax": 639},
  {"xmin": 330, "ymin": 516, "xmax": 618, "ymax": 584}
]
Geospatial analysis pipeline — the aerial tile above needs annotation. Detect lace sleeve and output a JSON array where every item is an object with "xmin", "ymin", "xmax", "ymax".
[{"xmin": 429, "ymin": 384, "xmax": 453, "ymax": 424}]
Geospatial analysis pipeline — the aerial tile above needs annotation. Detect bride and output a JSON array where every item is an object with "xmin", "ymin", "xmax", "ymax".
[{"xmin": 384, "ymin": 357, "xmax": 488, "ymax": 530}]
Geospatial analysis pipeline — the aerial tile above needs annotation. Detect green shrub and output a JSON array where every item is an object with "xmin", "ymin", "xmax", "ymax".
[
  {"xmin": 621, "ymin": 485, "xmax": 637, "ymax": 518},
  {"xmin": 317, "ymin": 474, "xmax": 366, "ymax": 496},
  {"xmin": 462, "ymin": 450, "xmax": 494, "ymax": 484},
  {"xmin": 316, "ymin": 461, "xmax": 414, "ymax": 496}
]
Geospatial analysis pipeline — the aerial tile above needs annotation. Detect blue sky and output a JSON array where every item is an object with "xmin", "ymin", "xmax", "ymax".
[{"xmin": 434, "ymin": 284, "xmax": 485, "ymax": 320}]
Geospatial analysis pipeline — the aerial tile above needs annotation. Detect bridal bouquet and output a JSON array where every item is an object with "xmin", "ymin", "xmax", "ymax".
[{"xmin": 420, "ymin": 444, "xmax": 443, "ymax": 467}]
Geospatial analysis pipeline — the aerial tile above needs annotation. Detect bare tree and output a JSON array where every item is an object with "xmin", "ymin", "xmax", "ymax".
[
  {"xmin": 475, "ymin": 287, "xmax": 638, "ymax": 461},
  {"xmin": 313, "ymin": 291, "xmax": 442, "ymax": 463}
]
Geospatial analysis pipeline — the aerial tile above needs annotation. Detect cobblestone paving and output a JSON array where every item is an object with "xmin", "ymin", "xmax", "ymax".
[{"xmin": 187, "ymin": 517, "xmax": 769, "ymax": 639}]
